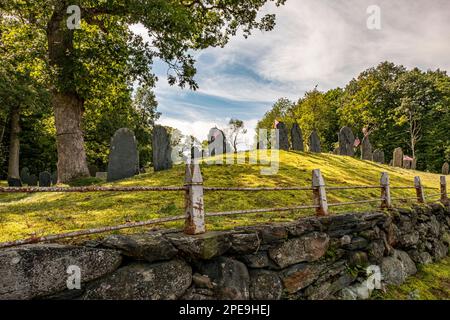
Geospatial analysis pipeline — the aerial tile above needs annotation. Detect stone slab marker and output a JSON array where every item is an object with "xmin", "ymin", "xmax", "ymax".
[
  {"xmin": 414, "ymin": 176, "xmax": 425, "ymax": 203},
  {"xmin": 308, "ymin": 130, "xmax": 321, "ymax": 153},
  {"xmin": 28, "ymin": 175, "xmax": 38, "ymax": 186},
  {"xmin": 276, "ymin": 122, "xmax": 289, "ymax": 151},
  {"xmin": 208, "ymin": 127, "xmax": 227, "ymax": 156},
  {"xmin": 312, "ymin": 169, "xmax": 328, "ymax": 216},
  {"xmin": 20, "ymin": 167, "xmax": 30, "ymax": 185},
  {"xmin": 442, "ymin": 162, "xmax": 449, "ymax": 175},
  {"xmin": 108, "ymin": 128, "xmax": 139, "ymax": 182},
  {"xmin": 39, "ymin": 171, "xmax": 51, "ymax": 187},
  {"xmin": 373, "ymin": 149, "xmax": 385, "ymax": 164},
  {"xmin": 392, "ymin": 147, "xmax": 403, "ymax": 167},
  {"xmin": 403, "ymin": 158, "xmax": 412, "ymax": 169},
  {"xmin": 380, "ymin": 172, "xmax": 391, "ymax": 208},
  {"xmin": 290, "ymin": 123, "xmax": 304, "ymax": 151},
  {"xmin": 338, "ymin": 126, "xmax": 355, "ymax": 156},
  {"xmin": 152, "ymin": 125, "xmax": 173, "ymax": 172},
  {"xmin": 361, "ymin": 135, "xmax": 373, "ymax": 161}
]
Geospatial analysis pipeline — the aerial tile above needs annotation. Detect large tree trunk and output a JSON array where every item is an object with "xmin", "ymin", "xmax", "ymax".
[
  {"xmin": 47, "ymin": 6, "xmax": 89, "ymax": 183},
  {"xmin": 7, "ymin": 106, "xmax": 20, "ymax": 179}
]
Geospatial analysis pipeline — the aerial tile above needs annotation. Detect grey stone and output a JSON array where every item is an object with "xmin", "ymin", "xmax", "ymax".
[
  {"xmin": 345, "ymin": 237, "xmax": 369, "ymax": 250},
  {"xmin": 361, "ymin": 135, "xmax": 373, "ymax": 161},
  {"xmin": 0, "ymin": 244, "xmax": 122, "ymax": 299},
  {"xmin": 249, "ymin": 270, "xmax": 283, "ymax": 300},
  {"xmin": 166, "ymin": 231, "xmax": 231, "ymax": 260},
  {"xmin": 197, "ymin": 257, "xmax": 250, "ymax": 300},
  {"xmin": 192, "ymin": 273, "xmax": 213, "ymax": 289},
  {"xmin": 28, "ymin": 174, "xmax": 38, "ymax": 186},
  {"xmin": 108, "ymin": 128, "xmax": 139, "ymax": 181},
  {"xmin": 290, "ymin": 123, "xmax": 304, "ymax": 151},
  {"xmin": 7, "ymin": 177, "xmax": 22, "ymax": 187},
  {"xmin": 207, "ymin": 127, "xmax": 227, "ymax": 156},
  {"xmin": 367, "ymin": 240, "xmax": 385, "ymax": 263},
  {"xmin": 431, "ymin": 241, "xmax": 448, "ymax": 260},
  {"xmin": 83, "ymin": 260, "xmax": 192, "ymax": 300},
  {"xmin": 338, "ymin": 126, "xmax": 355, "ymax": 156},
  {"xmin": 239, "ymin": 252, "xmax": 270, "ymax": 268},
  {"xmin": 39, "ymin": 171, "xmax": 51, "ymax": 187},
  {"xmin": 275, "ymin": 122, "xmax": 289, "ymax": 151},
  {"xmin": 336, "ymin": 287, "xmax": 358, "ymax": 300},
  {"xmin": 268, "ymin": 232, "xmax": 329, "ymax": 268},
  {"xmin": 305, "ymin": 281, "xmax": 332, "ymax": 300},
  {"xmin": 392, "ymin": 147, "xmax": 403, "ymax": 167},
  {"xmin": 399, "ymin": 231, "xmax": 420, "ymax": 247},
  {"xmin": 20, "ymin": 167, "xmax": 30, "ymax": 184},
  {"xmin": 394, "ymin": 250, "xmax": 417, "ymax": 276},
  {"xmin": 443, "ymin": 162, "xmax": 449, "ymax": 175},
  {"xmin": 348, "ymin": 251, "xmax": 369, "ymax": 267},
  {"xmin": 372, "ymin": 149, "xmax": 385, "ymax": 164},
  {"xmin": 308, "ymin": 130, "xmax": 321, "ymax": 153},
  {"xmin": 381, "ymin": 256, "xmax": 405, "ymax": 285},
  {"xmin": 153, "ymin": 125, "xmax": 173, "ymax": 171},
  {"xmin": 101, "ymin": 233, "xmax": 178, "ymax": 263},
  {"xmin": 279, "ymin": 263, "xmax": 321, "ymax": 293},
  {"xmin": 229, "ymin": 232, "xmax": 260, "ymax": 254},
  {"xmin": 408, "ymin": 250, "xmax": 433, "ymax": 264}
]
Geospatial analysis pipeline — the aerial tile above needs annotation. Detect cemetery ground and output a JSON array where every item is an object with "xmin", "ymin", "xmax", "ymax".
[{"xmin": 0, "ymin": 150, "xmax": 445, "ymax": 244}]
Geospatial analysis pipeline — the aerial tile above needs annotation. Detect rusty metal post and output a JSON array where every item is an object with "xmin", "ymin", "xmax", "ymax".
[
  {"xmin": 184, "ymin": 163, "xmax": 206, "ymax": 234},
  {"xmin": 441, "ymin": 176, "xmax": 448, "ymax": 205},
  {"xmin": 312, "ymin": 169, "xmax": 328, "ymax": 216},
  {"xmin": 414, "ymin": 176, "xmax": 425, "ymax": 204},
  {"xmin": 380, "ymin": 172, "xmax": 392, "ymax": 209}
]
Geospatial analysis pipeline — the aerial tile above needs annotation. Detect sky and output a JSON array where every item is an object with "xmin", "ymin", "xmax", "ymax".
[{"xmin": 130, "ymin": 0, "xmax": 450, "ymax": 150}]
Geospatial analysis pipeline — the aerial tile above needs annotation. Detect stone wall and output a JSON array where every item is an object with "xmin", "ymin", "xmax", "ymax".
[{"xmin": 1, "ymin": 204, "xmax": 449, "ymax": 300}]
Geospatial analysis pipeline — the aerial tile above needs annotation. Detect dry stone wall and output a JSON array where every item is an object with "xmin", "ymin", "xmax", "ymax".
[{"xmin": 1, "ymin": 204, "xmax": 449, "ymax": 300}]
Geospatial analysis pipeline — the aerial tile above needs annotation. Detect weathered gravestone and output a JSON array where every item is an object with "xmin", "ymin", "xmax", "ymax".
[
  {"xmin": 152, "ymin": 125, "xmax": 173, "ymax": 172},
  {"xmin": 338, "ymin": 126, "xmax": 355, "ymax": 156},
  {"xmin": 7, "ymin": 177, "xmax": 22, "ymax": 187},
  {"xmin": 208, "ymin": 127, "xmax": 227, "ymax": 156},
  {"xmin": 403, "ymin": 158, "xmax": 412, "ymax": 169},
  {"xmin": 290, "ymin": 123, "xmax": 304, "ymax": 151},
  {"xmin": 51, "ymin": 172, "xmax": 57, "ymax": 185},
  {"xmin": 28, "ymin": 175, "xmax": 38, "ymax": 186},
  {"xmin": 372, "ymin": 149, "xmax": 385, "ymax": 164},
  {"xmin": 361, "ymin": 135, "xmax": 373, "ymax": 161},
  {"xmin": 308, "ymin": 130, "xmax": 321, "ymax": 153},
  {"xmin": 275, "ymin": 122, "xmax": 289, "ymax": 151},
  {"xmin": 108, "ymin": 128, "xmax": 139, "ymax": 182},
  {"xmin": 392, "ymin": 147, "xmax": 403, "ymax": 167},
  {"xmin": 20, "ymin": 167, "xmax": 30, "ymax": 185},
  {"xmin": 39, "ymin": 171, "xmax": 51, "ymax": 187},
  {"xmin": 443, "ymin": 162, "xmax": 449, "ymax": 175},
  {"xmin": 88, "ymin": 164, "xmax": 98, "ymax": 177}
]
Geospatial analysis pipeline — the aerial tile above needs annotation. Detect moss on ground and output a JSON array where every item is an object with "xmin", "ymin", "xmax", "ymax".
[{"xmin": 0, "ymin": 150, "xmax": 444, "ymax": 243}]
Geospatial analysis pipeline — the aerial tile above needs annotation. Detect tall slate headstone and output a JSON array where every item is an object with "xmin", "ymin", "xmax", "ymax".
[
  {"xmin": 443, "ymin": 162, "xmax": 449, "ymax": 175},
  {"xmin": 275, "ymin": 122, "xmax": 289, "ymax": 151},
  {"xmin": 88, "ymin": 164, "xmax": 98, "ymax": 177},
  {"xmin": 308, "ymin": 130, "xmax": 321, "ymax": 153},
  {"xmin": 338, "ymin": 126, "xmax": 355, "ymax": 156},
  {"xmin": 361, "ymin": 135, "xmax": 373, "ymax": 161},
  {"xmin": 152, "ymin": 125, "xmax": 173, "ymax": 172},
  {"xmin": 39, "ymin": 171, "xmax": 51, "ymax": 187},
  {"xmin": 7, "ymin": 177, "xmax": 22, "ymax": 187},
  {"xmin": 392, "ymin": 147, "xmax": 403, "ymax": 167},
  {"xmin": 51, "ymin": 172, "xmax": 58, "ymax": 185},
  {"xmin": 208, "ymin": 127, "xmax": 227, "ymax": 156},
  {"xmin": 108, "ymin": 128, "xmax": 139, "ymax": 181},
  {"xmin": 290, "ymin": 123, "xmax": 304, "ymax": 151},
  {"xmin": 372, "ymin": 149, "xmax": 385, "ymax": 164},
  {"xmin": 28, "ymin": 175, "xmax": 38, "ymax": 186},
  {"xmin": 20, "ymin": 167, "xmax": 30, "ymax": 184}
]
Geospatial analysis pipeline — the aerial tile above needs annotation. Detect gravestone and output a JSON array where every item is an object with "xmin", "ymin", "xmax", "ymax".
[
  {"xmin": 88, "ymin": 164, "xmax": 98, "ymax": 177},
  {"xmin": 96, "ymin": 172, "xmax": 107, "ymax": 180},
  {"xmin": 208, "ymin": 127, "xmax": 227, "ymax": 156},
  {"xmin": 290, "ymin": 123, "xmax": 304, "ymax": 151},
  {"xmin": 443, "ymin": 162, "xmax": 449, "ymax": 175},
  {"xmin": 39, "ymin": 171, "xmax": 51, "ymax": 187},
  {"xmin": 7, "ymin": 177, "xmax": 22, "ymax": 187},
  {"xmin": 152, "ymin": 125, "xmax": 173, "ymax": 172},
  {"xmin": 51, "ymin": 172, "xmax": 57, "ymax": 185},
  {"xmin": 28, "ymin": 175, "xmax": 38, "ymax": 186},
  {"xmin": 372, "ymin": 149, "xmax": 385, "ymax": 164},
  {"xmin": 403, "ymin": 159, "xmax": 412, "ymax": 169},
  {"xmin": 338, "ymin": 126, "xmax": 355, "ymax": 156},
  {"xmin": 308, "ymin": 130, "xmax": 321, "ymax": 153},
  {"xmin": 108, "ymin": 128, "xmax": 139, "ymax": 182},
  {"xmin": 392, "ymin": 147, "xmax": 403, "ymax": 167},
  {"xmin": 361, "ymin": 135, "xmax": 373, "ymax": 161},
  {"xmin": 275, "ymin": 122, "xmax": 289, "ymax": 151},
  {"xmin": 20, "ymin": 167, "xmax": 30, "ymax": 184}
]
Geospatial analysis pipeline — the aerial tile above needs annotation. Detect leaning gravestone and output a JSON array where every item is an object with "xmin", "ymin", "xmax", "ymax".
[
  {"xmin": 443, "ymin": 162, "xmax": 449, "ymax": 175},
  {"xmin": 39, "ymin": 171, "xmax": 51, "ymax": 187},
  {"xmin": 108, "ymin": 128, "xmax": 139, "ymax": 182},
  {"xmin": 20, "ymin": 167, "xmax": 30, "ymax": 184},
  {"xmin": 308, "ymin": 130, "xmax": 321, "ymax": 153},
  {"xmin": 275, "ymin": 122, "xmax": 289, "ymax": 151},
  {"xmin": 291, "ymin": 123, "xmax": 304, "ymax": 151},
  {"xmin": 28, "ymin": 175, "xmax": 38, "ymax": 186},
  {"xmin": 338, "ymin": 126, "xmax": 355, "ymax": 156},
  {"xmin": 361, "ymin": 135, "xmax": 373, "ymax": 161},
  {"xmin": 7, "ymin": 177, "xmax": 22, "ymax": 187},
  {"xmin": 152, "ymin": 125, "xmax": 173, "ymax": 172},
  {"xmin": 392, "ymin": 147, "xmax": 403, "ymax": 167},
  {"xmin": 88, "ymin": 164, "xmax": 98, "ymax": 177},
  {"xmin": 372, "ymin": 149, "xmax": 385, "ymax": 164}
]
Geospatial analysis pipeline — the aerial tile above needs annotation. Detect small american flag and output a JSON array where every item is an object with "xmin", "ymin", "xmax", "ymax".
[
  {"xmin": 403, "ymin": 155, "xmax": 414, "ymax": 161},
  {"xmin": 354, "ymin": 137, "xmax": 361, "ymax": 147}
]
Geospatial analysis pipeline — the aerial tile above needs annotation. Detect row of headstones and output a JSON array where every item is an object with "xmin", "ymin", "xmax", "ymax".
[
  {"xmin": 7, "ymin": 168, "xmax": 56, "ymax": 187},
  {"xmin": 275, "ymin": 122, "xmax": 321, "ymax": 152},
  {"xmin": 391, "ymin": 147, "xmax": 416, "ymax": 170}
]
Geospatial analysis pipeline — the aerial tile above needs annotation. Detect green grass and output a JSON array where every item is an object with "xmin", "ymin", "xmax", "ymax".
[
  {"xmin": 373, "ymin": 256, "xmax": 450, "ymax": 300},
  {"xmin": 0, "ymin": 150, "xmax": 444, "ymax": 243}
]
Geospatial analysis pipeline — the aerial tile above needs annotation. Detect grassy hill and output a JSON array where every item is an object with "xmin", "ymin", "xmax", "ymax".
[{"xmin": 0, "ymin": 150, "xmax": 444, "ymax": 243}]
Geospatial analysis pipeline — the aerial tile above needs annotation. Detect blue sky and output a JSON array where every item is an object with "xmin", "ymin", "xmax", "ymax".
[{"xmin": 130, "ymin": 0, "xmax": 450, "ymax": 149}]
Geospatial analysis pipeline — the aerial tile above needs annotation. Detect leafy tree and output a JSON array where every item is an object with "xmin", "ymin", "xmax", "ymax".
[{"xmin": 226, "ymin": 118, "xmax": 247, "ymax": 153}]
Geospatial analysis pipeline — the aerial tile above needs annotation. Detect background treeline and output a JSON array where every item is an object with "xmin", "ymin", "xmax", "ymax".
[{"xmin": 257, "ymin": 62, "xmax": 450, "ymax": 173}]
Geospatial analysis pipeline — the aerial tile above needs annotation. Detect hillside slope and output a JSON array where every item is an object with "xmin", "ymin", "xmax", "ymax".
[{"xmin": 0, "ymin": 150, "xmax": 444, "ymax": 243}]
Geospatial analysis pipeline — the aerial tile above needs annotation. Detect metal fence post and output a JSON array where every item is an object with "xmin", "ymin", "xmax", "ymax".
[
  {"xmin": 414, "ymin": 176, "xmax": 425, "ymax": 204},
  {"xmin": 380, "ymin": 172, "xmax": 392, "ymax": 209},
  {"xmin": 441, "ymin": 176, "xmax": 448, "ymax": 205},
  {"xmin": 184, "ymin": 163, "xmax": 206, "ymax": 235},
  {"xmin": 312, "ymin": 169, "xmax": 328, "ymax": 216}
]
